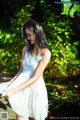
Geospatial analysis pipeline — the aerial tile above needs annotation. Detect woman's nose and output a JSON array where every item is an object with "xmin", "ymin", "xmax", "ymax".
[{"xmin": 27, "ymin": 36, "xmax": 30, "ymax": 40}]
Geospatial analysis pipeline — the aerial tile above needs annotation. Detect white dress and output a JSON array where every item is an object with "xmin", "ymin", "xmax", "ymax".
[{"xmin": 0, "ymin": 51, "xmax": 48, "ymax": 120}]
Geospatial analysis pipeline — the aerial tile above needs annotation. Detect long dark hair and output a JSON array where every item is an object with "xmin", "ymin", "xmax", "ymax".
[{"xmin": 22, "ymin": 20, "xmax": 49, "ymax": 51}]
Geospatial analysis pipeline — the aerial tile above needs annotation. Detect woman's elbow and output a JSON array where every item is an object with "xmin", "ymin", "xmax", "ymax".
[{"xmin": 32, "ymin": 74, "xmax": 42, "ymax": 82}]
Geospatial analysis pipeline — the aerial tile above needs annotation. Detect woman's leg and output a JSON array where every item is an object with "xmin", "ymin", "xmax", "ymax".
[
  {"xmin": 16, "ymin": 114, "xmax": 29, "ymax": 120},
  {"xmin": 29, "ymin": 117, "xmax": 35, "ymax": 120}
]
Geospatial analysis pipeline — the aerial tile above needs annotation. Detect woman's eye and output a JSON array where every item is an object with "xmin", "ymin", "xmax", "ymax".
[
  {"xmin": 25, "ymin": 33, "xmax": 32, "ymax": 38},
  {"xmin": 27, "ymin": 34, "xmax": 32, "ymax": 37}
]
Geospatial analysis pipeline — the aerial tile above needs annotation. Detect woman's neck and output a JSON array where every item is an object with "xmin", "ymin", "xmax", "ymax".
[{"xmin": 31, "ymin": 44, "xmax": 42, "ymax": 55}]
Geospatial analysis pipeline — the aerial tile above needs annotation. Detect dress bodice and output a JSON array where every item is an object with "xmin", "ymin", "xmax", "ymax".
[{"xmin": 22, "ymin": 51, "xmax": 43, "ymax": 71}]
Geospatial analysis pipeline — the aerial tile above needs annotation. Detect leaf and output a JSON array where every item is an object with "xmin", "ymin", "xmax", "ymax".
[
  {"xmin": 61, "ymin": 5, "xmax": 71, "ymax": 15},
  {"xmin": 69, "ymin": 4, "xmax": 80, "ymax": 17},
  {"xmin": 61, "ymin": 0, "xmax": 72, "ymax": 15}
]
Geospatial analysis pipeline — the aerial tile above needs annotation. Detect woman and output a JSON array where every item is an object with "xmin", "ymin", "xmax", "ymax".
[{"xmin": 0, "ymin": 20, "xmax": 51, "ymax": 120}]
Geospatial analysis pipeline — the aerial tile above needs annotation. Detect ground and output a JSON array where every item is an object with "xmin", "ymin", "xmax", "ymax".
[
  {"xmin": 0, "ymin": 74, "xmax": 16, "ymax": 120},
  {"xmin": 0, "ymin": 74, "xmax": 80, "ymax": 120}
]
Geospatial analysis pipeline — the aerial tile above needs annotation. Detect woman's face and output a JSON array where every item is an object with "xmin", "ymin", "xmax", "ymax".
[{"xmin": 25, "ymin": 28, "xmax": 36, "ymax": 44}]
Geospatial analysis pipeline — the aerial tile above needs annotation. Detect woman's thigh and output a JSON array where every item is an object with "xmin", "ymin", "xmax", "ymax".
[{"xmin": 16, "ymin": 114, "xmax": 28, "ymax": 120}]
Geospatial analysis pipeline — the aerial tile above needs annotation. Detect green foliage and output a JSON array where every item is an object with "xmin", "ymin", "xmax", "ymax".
[
  {"xmin": 0, "ymin": 29, "xmax": 21, "ymax": 73},
  {"xmin": 38, "ymin": 0, "xmax": 80, "ymax": 80},
  {"xmin": 11, "ymin": 5, "xmax": 34, "ymax": 30},
  {"xmin": 43, "ymin": 18, "xmax": 80, "ymax": 79},
  {"xmin": 49, "ymin": 95, "xmax": 80, "ymax": 110},
  {"xmin": 40, "ymin": 0, "xmax": 80, "ymax": 111},
  {"xmin": 47, "ymin": 82, "xmax": 80, "ymax": 110},
  {"xmin": 61, "ymin": 0, "xmax": 80, "ymax": 17},
  {"xmin": 0, "ymin": 3, "xmax": 35, "ymax": 74}
]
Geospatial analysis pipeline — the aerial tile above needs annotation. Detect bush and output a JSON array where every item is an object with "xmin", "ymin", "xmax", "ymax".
[
  {"xmin": 40, "ymin": 3, "xmax": 80, "ymax": 80},
  {"xmin": 0, "ymin": 4, "xmax": 35, "ymax": 74}
]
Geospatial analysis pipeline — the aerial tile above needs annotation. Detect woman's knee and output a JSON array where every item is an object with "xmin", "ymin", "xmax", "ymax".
[
  {"xmin": 29, "ymin": 117, "xmax": 35, "ymax": 120},
  {"xmin": 16, "ymin": 114, "xmax": 29, "ymax": 120}
]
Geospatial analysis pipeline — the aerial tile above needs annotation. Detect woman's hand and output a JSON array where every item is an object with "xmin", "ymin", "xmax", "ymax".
[
  {"xmin": 2, "ymin": 89, "xmax": 16, "ymax": 99},
  {"xmin": 0, "ymin": 81, "xmax": 11, "ymax": 88}
]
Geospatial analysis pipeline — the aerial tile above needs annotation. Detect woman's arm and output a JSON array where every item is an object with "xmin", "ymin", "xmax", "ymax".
[
  {"xmin": 13, "ymin": 49, "xmax": 51, "ymax": 92},
  {"xmin": 3, "ymin": 49, "xmax": 51, "ymax": 98},
  {"xmin": 2, "ymin": 46, "xmax": 27, "ymax": 98},
  {"xmin": 7, "ymin": 46, "xmax": 27, "ymax": 85}
]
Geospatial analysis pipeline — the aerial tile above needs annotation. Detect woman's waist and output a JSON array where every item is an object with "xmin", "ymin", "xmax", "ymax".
[
  {"xmin": 23, "ymin": 67, "xmax": 34, "ymax": 72},
  {"xmin": 22, "ymin": 69, "xmax": 43, "ymax": 78}
]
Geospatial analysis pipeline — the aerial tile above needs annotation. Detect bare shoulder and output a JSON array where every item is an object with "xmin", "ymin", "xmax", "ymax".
[
  {"xmin": 42, "ymin": 48, "xmax": 51, "ymax": 59},
  {"xmin": 23, "ymin": 46, "xmax": 27, "ymax": 53},
  {"xmin": 21, "ymin": 46, "xmax": 27, "ymax": 60}
]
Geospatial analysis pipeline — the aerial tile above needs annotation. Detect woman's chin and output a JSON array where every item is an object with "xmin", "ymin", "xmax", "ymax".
[{"xmin": 30, "ymin": 42, "xmax": 35, "ymax": 44}]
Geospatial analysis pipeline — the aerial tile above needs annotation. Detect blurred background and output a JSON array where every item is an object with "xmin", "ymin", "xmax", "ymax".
[{"xmin": 0, "ymin": 0, "xmax": 80, "ymax": 119}]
